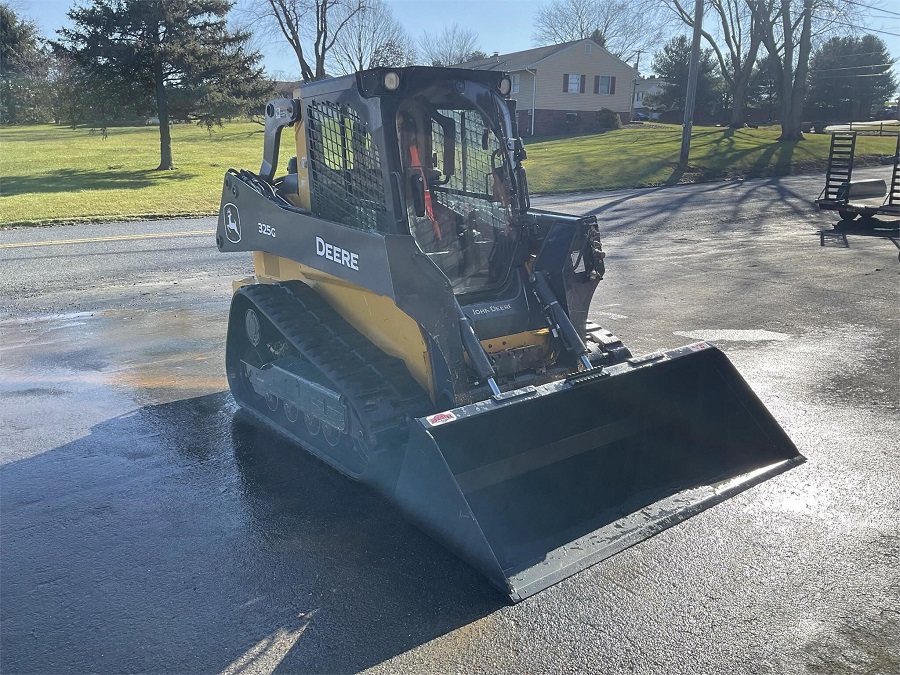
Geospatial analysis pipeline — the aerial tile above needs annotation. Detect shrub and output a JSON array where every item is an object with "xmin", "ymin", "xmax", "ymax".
[{"xmin": 596, "ymin": 107, "xmax": 622, "ymax": 129}]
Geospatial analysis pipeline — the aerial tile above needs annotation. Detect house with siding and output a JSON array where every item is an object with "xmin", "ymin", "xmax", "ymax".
[
  {"xmin": 633, "ymin": 76, "xmax": 666, "ymax": 118},
  {"xmin": 458, "ymin": 39, "xmax": 638, "ymax": 136}
]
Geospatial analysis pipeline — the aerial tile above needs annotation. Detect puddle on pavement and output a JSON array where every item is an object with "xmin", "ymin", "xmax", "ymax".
[
  {"xmin": 0, "ymin": 308, "xmax": 228, "ymax": 448},
  {"xmin": 719, "ymin": 323, "xmax": 895, "ymax": 413},
  {"xmin": 800, "ymin": 607, "xmax": 900, "ymax": 674},
  {"xmin": 711, "ymin": 322, "xmax": 898, "ymax": 534},
  {"xmin": 674, "ymin": 329, "xmax": 793, "ymax": 342}
]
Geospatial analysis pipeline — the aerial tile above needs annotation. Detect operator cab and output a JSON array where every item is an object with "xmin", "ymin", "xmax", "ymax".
[{"xmin": 395, "ymin": 79, "xmax": 526, "ymax": 297}]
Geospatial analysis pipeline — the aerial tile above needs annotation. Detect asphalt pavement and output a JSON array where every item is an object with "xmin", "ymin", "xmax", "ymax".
[{"xmin": 1, "ymin": 170, "xmax": 898, "ymax": 674}]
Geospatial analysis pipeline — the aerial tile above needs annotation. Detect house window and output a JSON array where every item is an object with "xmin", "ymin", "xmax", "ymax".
[
  {"xmin": 593, "ymin": 75, "xmax": 617, "ymax": 95},
  {"xmin": 511, "ymin": 74, "xmax": 520, "ymax": 94},
  {"xmin": 564, "ymin": 74, "xmax": 585, "ymax": 93},
  {"xmin": 584, "ymin": 44, "xmax": 591, "ymax": 55}
]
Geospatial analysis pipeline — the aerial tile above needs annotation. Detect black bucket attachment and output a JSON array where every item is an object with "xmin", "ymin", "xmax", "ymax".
[{"xmin": 392, "ymin": 342, "xmax": 804, "ymax": 602}]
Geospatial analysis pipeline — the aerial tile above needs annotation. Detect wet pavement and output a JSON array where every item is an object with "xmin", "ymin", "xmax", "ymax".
[{"xmin": 1, "ymin": 172, "xmax": 898, "ymax": 674}]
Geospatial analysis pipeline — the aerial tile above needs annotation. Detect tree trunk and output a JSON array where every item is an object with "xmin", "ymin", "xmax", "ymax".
[
  {"xmin": 728, "ymin": 36, "xmax": 761, "ymax": 128},
  {"xmin": 779, "ymin": 97, "xmax": 805, "ymax": 141},
  {"xmin": 294, "ymin": 43, "xmax": 314, "ymax": 82},
  {"xmin": 153, "ymin": 53, "xmax": 173, "ymax": 170},
  {"xmin": 776, "ymin": 0, "xmax": 812, "ymax": 141},
  {"xmin": 730, "ymin": 79, "xmax": 748, "ymax": 127},
  {"xmin": 778, "ymin": 74, "xmax": 799, "ymax": 140}
]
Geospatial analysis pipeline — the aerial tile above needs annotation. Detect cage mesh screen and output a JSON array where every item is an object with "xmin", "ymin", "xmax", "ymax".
[
  {"xmin": 431, "ymin": 110, "xmax": 507, "ymax": 232},
  {"xmin": 306, "ymin": 100, "xmax": 387, "ymax": 231}
]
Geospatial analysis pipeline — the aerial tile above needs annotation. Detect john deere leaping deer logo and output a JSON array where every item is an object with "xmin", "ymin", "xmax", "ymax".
[{"xmin": 223, "ymin": 203, "xmax": 241, "ymax": 243}]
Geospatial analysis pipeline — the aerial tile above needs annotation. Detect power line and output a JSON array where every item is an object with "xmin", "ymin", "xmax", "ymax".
[
  {"xmin": 812, "ymin": 51, "xmax": 898, "ymax": 58},
  {"xmin": 839, "ymin": 0, "xmax": 900, "ymax": 19},
  {"xmin": 811, "ymin": 16, "xmax": 900, "ymax": 38},
  {"xmin": 811, "ymin": 72, "xmax": 893, "ymax": 78},
  {"xmin": 810, "ymin": 62, "xmax": 894, "ymax": 72}
]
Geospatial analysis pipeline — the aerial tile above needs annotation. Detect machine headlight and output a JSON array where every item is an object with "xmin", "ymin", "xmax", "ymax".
[
  {"xmin": 498, "ymin": 76, "xmax": 512, "ymax": 96},
  {"xmin": 384, "ymin": 71, "xmax": 401, "ymax": 91}
]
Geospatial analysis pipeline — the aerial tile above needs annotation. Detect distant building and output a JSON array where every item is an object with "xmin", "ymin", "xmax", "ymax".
[
  {"xmin": 633, "ymin": 76, "xmax": 666, "ymax": 118},
  {"xmin": 458, "ymin": 39, "xmax": 639, "ymax": 135}
]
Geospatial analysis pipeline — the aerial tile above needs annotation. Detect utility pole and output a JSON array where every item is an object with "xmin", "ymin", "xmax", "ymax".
[
  {"xmin": 631, "ymin": 50, "xmax": 643, "ymax": 121},
  {"xmin": 679, "ymin": 0, "xmax": 704, "ymax": 170}
]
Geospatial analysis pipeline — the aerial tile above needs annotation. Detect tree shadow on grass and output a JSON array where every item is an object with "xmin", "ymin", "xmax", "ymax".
[
  {"xmin": 655, "ymin": 135, "xmax": 801, "ymax": 186},
  {"xmin": 750, "ymin": 140, "xmax": 798, "ymax": 177},
  {"xmin": 664, "ymin": 165, "xmax": 686, "ymax": 185},
  {"xmin": 1, "ymin": 168, "xmax": 198, "ymax": 197}
]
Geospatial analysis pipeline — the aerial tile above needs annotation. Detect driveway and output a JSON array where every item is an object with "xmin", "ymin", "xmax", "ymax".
[{"xmin": 1, "ymin": 172, "xmax": 898, "ymax": 674}]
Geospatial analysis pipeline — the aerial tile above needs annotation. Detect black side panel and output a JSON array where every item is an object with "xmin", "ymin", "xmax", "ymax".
[
  {"xmin": 217, "ymin": 173, "xmax": 472, "ymax": 404},
  {"xmin": 462, "ymin": 270, "xmax": 546, "ymax": 341},
  {"xmin": 384, "ymin": 234, "xmax": 470, "ymax": 404},
  {"xmin": 217, "ymin": 173, "xmax": 396, "ymax": 298}
]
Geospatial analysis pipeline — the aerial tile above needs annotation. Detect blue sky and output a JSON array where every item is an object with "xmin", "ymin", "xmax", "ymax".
[
  {"xmin": 259, "ymin": 0, "xmax": 547, "ymax": 76},
  {"xmin": 24, "ymin": 0, "xmax": 545, "ymax": 75},
  {"xmin": 19, "ymin": 0, "xmax": 900, "ymax": 81}
]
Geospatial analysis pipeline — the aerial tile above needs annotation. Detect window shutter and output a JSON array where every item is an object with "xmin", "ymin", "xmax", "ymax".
[
  {"xmin": 563, "ymin": 74, "xmax": 569, "ymax": 92},
  {"xmin": 580, "ymin": 74, "xmax": 586, "ymax": 93},
  {"xmin": 594, "ymin": 76, "xmax": 600, "ymax": 94},
  {"xmin": 610, "ymin": 76, "xmax": 616, "ymax": 95}
]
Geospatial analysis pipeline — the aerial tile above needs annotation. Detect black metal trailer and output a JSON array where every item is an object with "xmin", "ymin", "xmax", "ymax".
[{"xmin": 815, "ymin": 132, "xmax": 900, "ymax": 221}]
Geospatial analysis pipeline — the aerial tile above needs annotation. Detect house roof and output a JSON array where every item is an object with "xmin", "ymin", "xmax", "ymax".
[
  {"xmin": 457, "ymin": 41, "xmax": 576, "ymax": 71},
  {"xmin": 456, "ymin": 39, "xmax": 637, "ymax": 74}
]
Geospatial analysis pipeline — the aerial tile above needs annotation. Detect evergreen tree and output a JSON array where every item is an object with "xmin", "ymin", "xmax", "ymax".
[
  {"xmin": 1, "ymin": 3, "xmax": 50, "ymax": 124},
  {"xmin": 646, "ymin": 35, "xmax": 719, "ymax": 115},
  {"xmin": 54, "ymin": 0, "xmax": 271, "ymax": 169},
  {"xmin": 806, "ymin": 35, "xmax": 897, "ymax": 121}
]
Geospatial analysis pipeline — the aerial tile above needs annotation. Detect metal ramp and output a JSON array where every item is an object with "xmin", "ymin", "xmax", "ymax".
[
  {"xmin": 823, "ymin": 132, "xmax": 856, "ymax": 201},
  {"xmin": 889, "ymin": 135, "xmax": 900, "ymax": 206}
]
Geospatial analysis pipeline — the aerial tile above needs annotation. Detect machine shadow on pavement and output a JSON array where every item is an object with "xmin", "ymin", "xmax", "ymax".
[
  {"xmin": 818, "ymin": 216, "xmax": 900, "ymax": 259},
  {"xmin": 0, "ymin": 393, "xmax": 501, "ymax": 675}
]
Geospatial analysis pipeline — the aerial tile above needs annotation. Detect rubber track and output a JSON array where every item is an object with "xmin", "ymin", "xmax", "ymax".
[{"xmin": 238, "ymin": 281, "xmax": 433, "ymax": 450}]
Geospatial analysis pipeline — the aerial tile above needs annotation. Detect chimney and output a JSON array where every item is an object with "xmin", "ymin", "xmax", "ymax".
[{"xmin": 492, "ymin": 52, "xmax": 499, "ymax": 58}]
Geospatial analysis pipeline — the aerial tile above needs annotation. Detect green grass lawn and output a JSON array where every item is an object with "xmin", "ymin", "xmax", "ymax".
[
  {"xmin": 523, "ymin": 123, "xmax": 898, "ymax": 193},
  {"xmin": 1, "ymin": 121, "xmax": 897, "ymax": 226},
  {"xmin": 0, "ymin": 122, "xmax": 295, "ymax": 227}
]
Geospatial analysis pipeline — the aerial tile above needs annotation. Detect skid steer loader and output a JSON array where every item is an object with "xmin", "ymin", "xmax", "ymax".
[{"xmin": 216, "ymin": 66, "xmax": 803, "ymax": 601}]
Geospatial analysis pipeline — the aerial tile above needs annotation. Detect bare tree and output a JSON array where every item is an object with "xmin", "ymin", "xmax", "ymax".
[
  {"xmin": 533, "ymin": 0, "xmax": 598, "ymax": 42},
  {"xmin": 418, "ymin": 23, "xmax": 480, "ymax": 67},
  {"xmin": 251, "ymin": 0, "xmax": 364, "ymax": 81},
  {"xmin": 532, "ymin": 0, "xmax": 666, "ymax": 62},
  {"xmin": 329, "ymin": 0, "xmax": 414, "ymax": 74},
  {"xmin": 664, "ymin": 0, "xmax": 763, "ymax": 127},
  {"xmin": 751, "ymin": 0, "xmax": 853, "ymax": 140},
  {"xmin": 752, "ymin": 0, "xmax": 812, "ymax": 140}
]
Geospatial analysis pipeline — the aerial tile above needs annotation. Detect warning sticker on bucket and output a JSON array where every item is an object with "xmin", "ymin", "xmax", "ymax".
[
  {"xmin": 688, "ymin": 342, "xmax": 711, "ymax": 351},
  {"xmin": 425, "ymin": 411, "xmax": 457, "ymax": 426}
]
